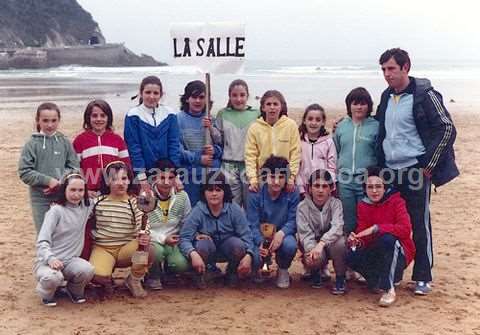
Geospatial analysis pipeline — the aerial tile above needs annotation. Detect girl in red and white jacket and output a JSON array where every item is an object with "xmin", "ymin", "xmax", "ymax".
[
  {"xmin": 73, "ymin": 100, "xmax": 131, "ymax": 196},
  {"xmin": 346, "ymin": 166, "xmax": 415, "ymax": 307}
]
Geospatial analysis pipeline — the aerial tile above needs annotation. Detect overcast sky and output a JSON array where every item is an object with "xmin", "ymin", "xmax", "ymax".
[{"xmin": 77, "ymin": 0, "xmax": 480, "ymax": 63}]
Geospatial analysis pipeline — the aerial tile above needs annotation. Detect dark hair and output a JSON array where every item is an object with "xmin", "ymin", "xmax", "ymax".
[
  {"xmin": 99, "ymin": 161, "xmax": 138, "ymax": 195},
  {"xmin": 362, "ymin": 166, "xmax": 391, "ymax": 191},
  {"xmin": 226, "ymin": 79, "xmax": 249, "ymax": 109},
  {"xmin": 180, "ymin": 80, "xmax": 212, "ymax": 112},
  {"xmin": 133, "ymin": 76, "xmax": 163, "ymax": 105},
  {"xmin": 199, "ymin": 170, "xmax": 233, "ymax": 204},
  {"xmin": 56, "ymin": 173, "xmax": 90, "ymax": 206},
  {"xmin": 155, "ymin": 159, "xmax": 177, "ymax": 176},
  {"xmin": 83, "ymin": 99, "xmax": 113, "ymax": 130},
  {"xmin": 260, "ymin": 90, "xmax": 288, "ymax": 120},
  {"xmin": 36, "ymin": 102, "xmax": 60, "ymax": 132},
  {"xmin": 308, "ymin": 169, "xmax": 334, "ymax": 188},
  {"xmin": 379, "ymin": 48, "xmax": 411, "ymax": 72},
  {"xmin": 345, "ymin": 87, "xmax": 373, "ymax": 117},
  {"xmin": 260, "ymin": 155, "xmax": 290, "ymax": 179},
  {"xmin": 299, "ymin": 103, "xmax": 329, "ymax": 140}
]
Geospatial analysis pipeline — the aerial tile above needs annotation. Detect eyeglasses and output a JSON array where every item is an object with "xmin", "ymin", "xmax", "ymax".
[{"xmin": 366, "ymin": 184, "xmax": 384, "ymax": 190}]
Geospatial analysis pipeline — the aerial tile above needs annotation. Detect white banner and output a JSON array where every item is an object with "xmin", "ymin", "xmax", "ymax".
[{"xmin": 170, "ymin": 22, "xmax": 245, "ymax": 74}]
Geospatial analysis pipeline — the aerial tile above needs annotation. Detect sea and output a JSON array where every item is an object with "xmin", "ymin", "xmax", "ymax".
[{"xmin": 0, "ymin": 58, "xmax": 479, "ymax": 114}]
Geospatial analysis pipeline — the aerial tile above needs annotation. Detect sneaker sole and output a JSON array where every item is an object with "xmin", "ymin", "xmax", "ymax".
[
  {"xmin": 65, "ymin": 290, "xmax": 86, "ymax": 304},
  {"xmin": 42, "ymin": 301, "xmax": 57, "ymax": 307},
  {"xmin": 414, "ymin": 290, "xmax": 430, "ymax": 296}
]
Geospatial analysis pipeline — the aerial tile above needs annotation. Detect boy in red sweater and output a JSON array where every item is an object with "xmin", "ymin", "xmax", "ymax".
[{"xmin": 346, "ymin": 166, "xmax": 415, "ymax": 307}]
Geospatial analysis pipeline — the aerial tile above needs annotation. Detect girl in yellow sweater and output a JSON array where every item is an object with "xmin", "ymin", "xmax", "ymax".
[{"xmin": 244, "ymin": 90, "xmax": 301, "ymax": 193}]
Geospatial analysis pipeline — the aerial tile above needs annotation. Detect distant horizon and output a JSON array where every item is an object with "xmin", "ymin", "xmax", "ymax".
[{"xmin": 76, "ymin": 0, "xmax": 480, "ymax": 64}]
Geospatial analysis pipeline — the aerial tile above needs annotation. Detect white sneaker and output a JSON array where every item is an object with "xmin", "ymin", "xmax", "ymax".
[
  {"xmin": 379, "ymin": 288, "xmax": 396, "ymax": 307},
  {"xmin": 125, "ymin": 274, "xmax": 147, "ymax": 298},
  {"xmin": 276, "ymin": 269, "xmax": 290, "ymax": 289}
]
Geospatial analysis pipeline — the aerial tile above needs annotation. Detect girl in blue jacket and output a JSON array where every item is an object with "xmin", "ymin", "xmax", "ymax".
[
  {"xmin": 124, "ymin": 76, "xmax": 181, "ymax": 192},
  {"xmin": 177, "ymin": 80, "xmax": 222, "ymax": 206}
]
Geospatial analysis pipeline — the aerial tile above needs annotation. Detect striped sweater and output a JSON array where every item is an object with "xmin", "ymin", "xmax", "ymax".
[
  {"xmin": 92, "ymin": 195, "xmax": 146, "ymax": 247},
  {"xmin": 148, "ymin": 190, "xmax": 192, "ymax": 244}
]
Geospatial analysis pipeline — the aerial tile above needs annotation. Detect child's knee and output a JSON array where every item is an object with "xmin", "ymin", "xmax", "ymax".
[{"xmin": 38, "ymin": 269, "xmax": 64, "ymax": 289}]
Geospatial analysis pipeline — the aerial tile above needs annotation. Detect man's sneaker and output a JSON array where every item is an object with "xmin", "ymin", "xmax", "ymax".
[
  {"xmin": 66, "ymin": 290, "xmax": 86, "ymax": 304},
  {"xmin": 331, "ymin": 276, "xmax": 346, "ymax": 295},
  {"xmin": 310, "ymin": 270, "xmax": 323, "ymax": 289},
  {"xmin": 41, "ymin": 298, "xmax": 57, "ymax": 307},
  {"xmin": 193, "ymin": 273, "xmax": 207, "ymax": 290},
  {"xmin": 125, "ymin": 274, "xmax": 147, "ymax": 298},
  {"xmin": 144, "ymin": 278, "xmax": 163, "ymax": 290},
  {"xmin": 379, "ymin": 288, "xmax": 396, "ymax": 307},
  {"xmin": 414, "ymin": 281, "xmax": 432, "ymax": 295},
  {"xmin": 276, "ymin": 269, "xmax": 290, "ymax": 289},
  {"xmin": 394, "ymin": 280, "xmax": 402, "ymax": 287}
]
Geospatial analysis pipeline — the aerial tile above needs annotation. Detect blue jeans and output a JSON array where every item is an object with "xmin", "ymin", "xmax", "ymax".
[
  {"xmin": 337, "ymin": 181, "xmax": 364, "ymax": 234},
  {"xmin": 275, "ymin": 235, "xmax": 297, "ymax": 270},
  {"xmin": 194, "ymin": 236, "xmax": 249, "ymax": 274}
]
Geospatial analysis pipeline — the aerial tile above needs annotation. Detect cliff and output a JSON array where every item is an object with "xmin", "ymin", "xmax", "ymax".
[
  {"xmin": 0, "ymin": 0, "xmax": 105, "ymax": 48},
  {"xmin": 0, "ymin": 0, "xmax": 165, "ymax": 68}
]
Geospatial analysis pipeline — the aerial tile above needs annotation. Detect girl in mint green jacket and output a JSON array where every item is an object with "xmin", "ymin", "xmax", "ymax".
[
  {"xmin": 333, "ymin": 88, "xmax": 378, "ymax": 234},
  {"xmin": 18, "ymin": 102, "xmax": 79, "ymax": 233}
]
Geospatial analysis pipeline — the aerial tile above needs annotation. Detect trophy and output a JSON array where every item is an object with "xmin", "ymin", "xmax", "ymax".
[
  {"xmin": 131, "ymin": 189, "xmax": 157, "ymax": 267},
  {"xmin": 260, "ymin": 223, "xmax": 277, "ymax": 275}
]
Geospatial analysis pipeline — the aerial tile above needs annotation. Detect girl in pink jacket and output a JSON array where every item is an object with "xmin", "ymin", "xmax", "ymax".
[{"xmin": 296, "ymin": 104, "xmax": 337, "ymax": 196}]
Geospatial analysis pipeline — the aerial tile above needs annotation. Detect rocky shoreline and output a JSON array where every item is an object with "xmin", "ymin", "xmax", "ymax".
[{"xmin": 0, "ymin": 43, "xmax": 166, "ymax": 69}]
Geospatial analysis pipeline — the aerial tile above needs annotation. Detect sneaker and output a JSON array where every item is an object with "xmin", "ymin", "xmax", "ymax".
[
  {"xmin": 414, "ymin": 281, "xmax": 432, "ymax": 295},
  {"xmin": 331, "ymin": 276, "xmax": 346, "ymax": 295},
  {"xmin": 193, "ymin": 273, "xmax": 207, "ymax": 290},
  {"xmin": 41, "ymin": 298, "xmax": 57, "ymax": 307},
  {"xmin": 276, "ymin": 269, "xmax": 290, "ymax": 289},
  {"xmin": 300, "ymin": 270, "xmax": 312, "ymax": 281},
  {"xmin": 321, "ymin": 266, "xmax": 331, "ymax": 282},
  {"xmin": 379, "ymin": 288, "xmax": 396, "ymax": 307},
  {"xmin": 125, "ymin": 274, "xmax": 147, "ymax": 298},
  {"xmin": 252, "ymin": 271, "xmax": 266, "ymax": 284},
  {"xmin": 394, "ymin": 280, "xmax": 402, "ymax": 287},
  {"xmin": 144, "ymin": 278, "xmax": 163, "ymax": 290},
  {"xmin": 66, "ymin": 290, "xmax": 86, "ymax": 304},
  {"xmin": 310, "ymin": 270, "xmax": 323, "ymax": 289}
]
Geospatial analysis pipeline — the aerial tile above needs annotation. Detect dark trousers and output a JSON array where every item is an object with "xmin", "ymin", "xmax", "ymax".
[
  {"xmin": 194, "ymin": 236, "xmax": 246, "ymax": 275},
  {"xmin": 346, "ymin": 234, "xmax": 406, "ymax": 291},
  {"xmin": 390, "ymin": 166, "xmax": 433, "ymax": 282}
]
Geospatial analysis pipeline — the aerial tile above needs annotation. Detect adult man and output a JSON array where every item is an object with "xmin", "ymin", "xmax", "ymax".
[{"xmin": 375, "ymin": 48, "xmax": 459, "ymax": 295}]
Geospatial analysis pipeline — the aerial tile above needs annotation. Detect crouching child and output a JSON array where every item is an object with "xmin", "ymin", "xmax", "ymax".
[
  {"xmin": 179, "ymin": 171, "xmax": 256, "ymax": 288},
  {"xmin": 297, "ymin": 169, "xmax": 347, "ymax": 294},
  {"xmin": 34, "ymin": 173, "xmax": 94, "ymax": 306}
]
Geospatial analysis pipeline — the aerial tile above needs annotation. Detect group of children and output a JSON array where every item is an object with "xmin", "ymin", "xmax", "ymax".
[{"xmin": 19, "ymin": 75, "xmax": 416, "ymax": 308}]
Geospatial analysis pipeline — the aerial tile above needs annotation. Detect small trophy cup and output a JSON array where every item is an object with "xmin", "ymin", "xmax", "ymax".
[
  {"xmin": 260, "ymin": 223, "xmax": 276, "ymax": 275},
  {"xmin": 131, "ymin": 189, "xmax": 157, "ymax": 266}
]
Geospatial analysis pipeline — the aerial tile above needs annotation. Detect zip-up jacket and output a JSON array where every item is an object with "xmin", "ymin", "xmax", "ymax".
[
  {"xmin": 297, "ymin": 134, "xmax": 337, "ymax": 193},
  {"xmin": 18, "ymin": 131, "xmax": 79, "ymax": 187},
  {"xmin": 246, "ymin": 184, "xmax": 299, "ymax": 246},
  {"xmin": 124, "ymin": 103, "xmax": 180, "ymax": 179},
  {"xmin": 148, "ymin": 189, "xmax": 191, "ymax": 244},
  {"xmin": 245, "ymin": 115, "xmax": 301, "ymax": 185},
  {"xmin": 356, "ymin": 188, "xmax": 415, "ymax": 265},
  {"xmin": 73, "ymin": 130, "xmax": 131, "ymax": 191},
  {"xmin": 179, "ymin": 201, "xmax": 254, "ymax": 258},
  {"xmin": 333, "ymin": 116, "xmax": 378, "ymax": 180},
  {"xmin": 35, "ymin": 201, "xmax": 93, "ymax": 269},
  {"xmin": 215, "ymin": 106, "xmax": 260, "ymax": 162},
  {"xmin": 296, "ymin": 196, "xmax": 344, "ymax": 252},
  {"xmin": 376, "ymin": 77, "xmax": 459, "ymax": 187}
]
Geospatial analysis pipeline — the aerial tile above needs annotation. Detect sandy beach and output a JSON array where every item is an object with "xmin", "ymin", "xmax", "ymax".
[{"xmin": 0, "ymin": 77, "xmax": 479, "ymax": 335}]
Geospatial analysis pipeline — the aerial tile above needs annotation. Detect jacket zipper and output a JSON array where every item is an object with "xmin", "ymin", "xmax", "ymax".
[
  {"xmin": 352, "ymin": 124, "xmax": 357, "ymax": 172},
  {"xmin": 151, "ymin": 107, "xmax": 156, "ymax": 127},
  {"xmin": 97, "ymin": 135, "xmax": 104, "ymax": 168}
]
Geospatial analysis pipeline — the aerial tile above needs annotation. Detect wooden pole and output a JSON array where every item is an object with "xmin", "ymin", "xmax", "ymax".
[{"xmin": 205, "ymin": 72, "xmax": 212, "ymax": 145}]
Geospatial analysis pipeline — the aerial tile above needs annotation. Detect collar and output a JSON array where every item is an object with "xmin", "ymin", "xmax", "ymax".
[{"xmin": 390, "ymin": 77, "xmax": 415, "ymax": 96}]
